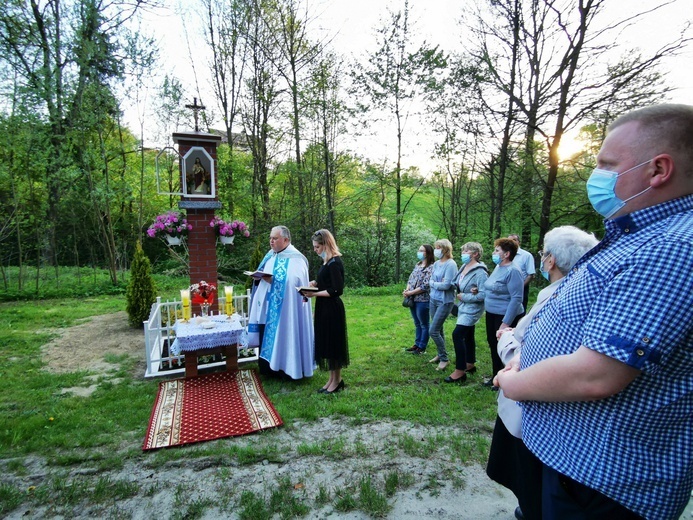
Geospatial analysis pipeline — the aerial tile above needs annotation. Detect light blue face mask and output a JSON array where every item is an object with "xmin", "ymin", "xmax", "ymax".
[
  {"xmin": 460, "ymin": 253, "xmax": 471, "ymax": 265},
  {"xmin": 319, "ymin": 251, "xmax": 327, "ymax": 259},
  {"xmin": 491, "ymin": 254, "xmax": 501, "ymax": 265},
  {"xmin": 540, "ymin": 255, "xmax": 550, "ymax": 281},
  {"xmin": 586, "ymin": 159, "xmax": 653, "ymax": 218},
  {"xmin": 417, "ymin": 251, "xmax": 425, "ymax": 261},
  {"xmin": 434, "ymin": 248, "xmax": 443, "ymax": 259}
]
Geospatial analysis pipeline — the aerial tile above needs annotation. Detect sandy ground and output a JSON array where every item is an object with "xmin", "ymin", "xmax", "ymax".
[
  {"xmin": 6, "ymin": 312, "xmax": 689, "ymax": 519},
  {"xmin": 3, "ymin": 311, "xmax": 520, "ymax": 519}
]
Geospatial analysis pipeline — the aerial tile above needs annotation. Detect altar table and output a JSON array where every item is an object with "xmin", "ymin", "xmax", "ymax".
[{"xmin": 171, "ymin": 315, "xmax": 244, "ymax": 378}]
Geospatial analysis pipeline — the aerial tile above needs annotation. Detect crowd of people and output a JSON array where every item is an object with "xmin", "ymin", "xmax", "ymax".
[{"xmin": 241, "ymin": 103, "xmax": 692, "ymax": 520}]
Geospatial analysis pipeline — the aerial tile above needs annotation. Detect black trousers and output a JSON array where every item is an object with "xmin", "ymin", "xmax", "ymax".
[
  {"xmin": 452, "ymin": 324, "xmax": 476, "ymax": 370},
  {"xmin": 542, "ymin": 465, "xmax": 644, "ymax": 519}
]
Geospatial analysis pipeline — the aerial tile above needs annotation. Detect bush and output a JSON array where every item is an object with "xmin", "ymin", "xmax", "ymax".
[{"xmin": 125, "ymin": 242, "xmax": 157, "ymax": 327}]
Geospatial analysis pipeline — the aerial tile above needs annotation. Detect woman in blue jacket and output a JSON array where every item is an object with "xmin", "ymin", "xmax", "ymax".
[{"xmin": 428, "ymin": 239, "xmax": 457, "ymax": 371}]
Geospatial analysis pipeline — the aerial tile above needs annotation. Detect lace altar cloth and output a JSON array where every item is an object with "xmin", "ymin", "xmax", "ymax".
[{"xmin": 171, "ymin": 315, "xmax": 243, "ymax": 356}]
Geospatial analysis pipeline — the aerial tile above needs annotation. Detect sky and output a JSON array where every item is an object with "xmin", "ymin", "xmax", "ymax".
[{"xmin": 127, "ymin": 0, "xmax": 693, "ymax": 171}]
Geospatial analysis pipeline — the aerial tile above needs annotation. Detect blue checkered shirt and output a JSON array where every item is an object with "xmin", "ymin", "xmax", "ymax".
[{"xmin": 520, "ymin": 195, "xmax": 693, "ymax": 520}]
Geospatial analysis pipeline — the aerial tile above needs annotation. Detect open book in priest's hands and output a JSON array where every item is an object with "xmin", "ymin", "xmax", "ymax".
[{"xmin": 243, "ymin": 270, "xmax": 272, "ymax": 279}]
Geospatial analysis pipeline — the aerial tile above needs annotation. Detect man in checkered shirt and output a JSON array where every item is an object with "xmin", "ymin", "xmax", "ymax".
[{"xmin": 497, "ymin": 104, "xmax": 693, "ymax": 520}]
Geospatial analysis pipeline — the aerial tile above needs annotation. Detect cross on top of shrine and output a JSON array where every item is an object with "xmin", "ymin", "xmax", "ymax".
[{"xmin": 185, "ymin": 97, "xmax": 206, "ymax": 132}]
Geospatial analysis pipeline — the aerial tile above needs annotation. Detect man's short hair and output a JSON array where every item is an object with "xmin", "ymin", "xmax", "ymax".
[
  {"xmin": 610, "ymin": 104, "xmax": 693, "ymax": 178},
  {"xmin": 273, "ymin": 225, "xmax": 291, "ymax": 241}
]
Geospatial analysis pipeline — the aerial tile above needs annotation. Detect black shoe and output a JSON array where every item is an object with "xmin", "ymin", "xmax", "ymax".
[
  {"xmin": 514, "ymin": 506, "xmax": 524, "ymax": 520},
  {"xmin": 465, "ymin": 365, "xmax": 477, "ymax": 374},
  {"xmin": 405, "ymin": 345, "xmax": 418, "ymax": 352},
  {"xmin": 325, "ymin": 380, "xmax": 345, "ymax": 394},
  {"xmin": 482, "ymin": 379, "xmax": 495, "ymax": 387},
  {"xmin": 411, "ymin": 347, "xmax": 426, "ymax": 355},
  {"xmin": 444, "ymin": 373, "xmax": 467, "ymax": 384},
  {"xmin": 317, "ymin": 387, "xmax": 328, "ymax": 394}
]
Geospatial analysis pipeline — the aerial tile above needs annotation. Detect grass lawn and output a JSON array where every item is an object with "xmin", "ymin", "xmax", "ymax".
[{"xmin": 0, "ymin": 279, "xmax": 534, "ymax": 517}]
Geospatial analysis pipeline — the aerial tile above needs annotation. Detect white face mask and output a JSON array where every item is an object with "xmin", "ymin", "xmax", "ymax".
[{"xmin": 434, "ymin": 248, "xmax": 443, "ymax": 259}]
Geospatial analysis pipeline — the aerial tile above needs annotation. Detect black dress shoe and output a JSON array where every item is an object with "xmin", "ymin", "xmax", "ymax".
[
  {"xmin": 444, "ymin": 373, "xmax": 467, "ymax": 384},
  {"xmin": 514, "ymin": 506, "xmax": 524, "ymax": 520},
  {"xmin": 465, "ymin": 365, "xmax": 477, "ymax": 374},
  {"xmin": 326, "ymin": 380, "xmax": 345, "ymax": 394},
  {"xmin": 317, "ymin": 387, "xmax": 328, "ymax": 394}
]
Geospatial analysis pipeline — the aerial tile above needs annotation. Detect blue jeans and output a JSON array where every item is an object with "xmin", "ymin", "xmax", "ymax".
[
  {"xmin": 429, "ymin": 299, "xmax": 453, "ymax": 362},
  {"xmin": 410, "ymin": 301, "xmax": 430, "ymax": 349}
]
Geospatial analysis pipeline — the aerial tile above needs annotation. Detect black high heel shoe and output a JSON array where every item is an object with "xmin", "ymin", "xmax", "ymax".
[
  {"xmin": 465, "ymin": 365, "xmax": 477, "ymax": 375},
  {"xmin": 326, "ymin": 380, "xmax": 345, "ymax": 394},
  {"xmin": 444, "ymin": 373, "xmax": 467, "ymax": 384}
]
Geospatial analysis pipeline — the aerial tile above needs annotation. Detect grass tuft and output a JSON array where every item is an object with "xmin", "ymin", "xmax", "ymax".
[
  {"xmin": 358, "ymin": 474, "xmax": 391, "ymax": 517},
  {"xmin": 0, "ymin": 482, "xmax": 23, "ymax": 515}
]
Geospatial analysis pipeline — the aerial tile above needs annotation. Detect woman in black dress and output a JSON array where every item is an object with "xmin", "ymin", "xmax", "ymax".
[{"xmin": 301, "ymin": 229, "xmax": 349, "ymax": 394}]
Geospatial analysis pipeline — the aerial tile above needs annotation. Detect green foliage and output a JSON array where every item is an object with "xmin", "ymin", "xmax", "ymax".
[{"xmin": 125, "ymin": 242, "xmax": 157, "ymax": 327}]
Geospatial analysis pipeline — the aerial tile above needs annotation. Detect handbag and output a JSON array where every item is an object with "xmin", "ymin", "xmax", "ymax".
[
  {"xmin": 450, "ymin": 303, "xmax": 459, "ymax": 317},
  {"xmin": 402, "ymin": 296, "xmax": 415, "ymax": 308}
]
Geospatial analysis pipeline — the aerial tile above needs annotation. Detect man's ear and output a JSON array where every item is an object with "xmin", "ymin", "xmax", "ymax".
[{"xmin": 650, "ymin": 154, "xmax": 675, "ymax": 188}]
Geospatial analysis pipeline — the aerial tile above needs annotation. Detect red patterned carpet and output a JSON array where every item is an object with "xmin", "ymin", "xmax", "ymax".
[{"xmin": 143, "ymin": 370, "xmax": 283, "ymax": 450}]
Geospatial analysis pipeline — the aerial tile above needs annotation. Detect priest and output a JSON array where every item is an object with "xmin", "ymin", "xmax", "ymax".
[{"xmin": 247, "ymin": 225, "xmax": 315, "ymax": 379}]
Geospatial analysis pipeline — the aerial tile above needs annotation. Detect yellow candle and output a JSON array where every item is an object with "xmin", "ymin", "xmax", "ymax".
[
  {"xmin": 181, "ymin": 289, "xmax": 191, "ymax": 320},
  {"xmin": 225, "ymin": 286, "xmax": 234, "ymax": 315}
]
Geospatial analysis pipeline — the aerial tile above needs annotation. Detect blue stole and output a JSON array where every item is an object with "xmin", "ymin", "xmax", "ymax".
[{"xmin": 249, "ymin": 250, "xmax": 289, "ymax": 361}]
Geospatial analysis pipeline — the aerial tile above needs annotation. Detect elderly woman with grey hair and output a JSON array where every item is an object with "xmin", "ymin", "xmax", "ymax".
[
  {"xmin": 445, "ymin": 242, "xmax": 488, "ymax": 384},
  {"xmin": 486, "ymin": 225, "xmax": 599, "ymax": 520}
]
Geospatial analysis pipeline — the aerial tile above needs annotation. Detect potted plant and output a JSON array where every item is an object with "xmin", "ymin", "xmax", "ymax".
[
  {"xmin": 209, "ymin": 216, "xmax": 250, "ymax": 245},
  {"xmin": 146, "ymin": 211, "xmax": 192, "ymax": 245}
]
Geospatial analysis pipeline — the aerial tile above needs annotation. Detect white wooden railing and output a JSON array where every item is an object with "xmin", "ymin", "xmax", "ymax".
[{"xmin": 143, "ymin": 290, "xmax": 256, "ymax": 378}]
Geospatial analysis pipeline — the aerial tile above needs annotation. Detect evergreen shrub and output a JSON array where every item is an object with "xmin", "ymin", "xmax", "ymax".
[{"xmin": 126, "ymin": 242, "xmax": 157, "ymax": 327}]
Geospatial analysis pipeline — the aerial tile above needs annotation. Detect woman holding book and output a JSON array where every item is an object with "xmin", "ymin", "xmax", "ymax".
[{"xmin": 301, "ymin": 229, "xmax": 349, "ymax": 394}]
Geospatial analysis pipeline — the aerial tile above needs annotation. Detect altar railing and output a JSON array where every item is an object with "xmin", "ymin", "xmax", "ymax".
[{"xmin": 143, "ymin": 290, "xmax": 254, "ymax": 378}]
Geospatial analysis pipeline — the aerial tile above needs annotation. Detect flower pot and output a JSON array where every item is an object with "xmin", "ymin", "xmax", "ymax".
[
  {"xmin": 219, "ymin": 235, "xmax": 235, "ymax": 245},
  {"xmin": 166, "ymin": 234, "xmax": 182, "ymax": 245}
]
